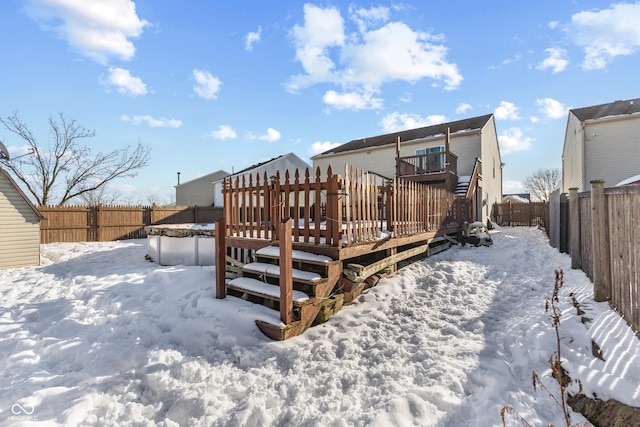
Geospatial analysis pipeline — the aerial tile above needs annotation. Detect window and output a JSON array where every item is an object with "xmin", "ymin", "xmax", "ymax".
[{"xmin": 416, "ymin": 146, "xmax": 445, "ymax": 172}]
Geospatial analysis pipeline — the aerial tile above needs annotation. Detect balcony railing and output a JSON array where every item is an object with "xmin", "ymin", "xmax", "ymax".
[{"xmin": 396, "ymin": 151, "xmax": 458, "ymax": 179}]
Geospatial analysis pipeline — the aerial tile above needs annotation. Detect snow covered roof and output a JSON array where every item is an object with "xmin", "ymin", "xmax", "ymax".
[
  {"xmin": 616, "ymin": 175, "xmax": 640, "ymax": 186},
  {"xmin": 231, "ymin": 152, "xmax": 310, "ymax": 178},
  {"xmin": 571, "ymin": 97, "xmax": 640, "ymax": 122},
  {"xmin": 312, "ymin": 114, "xmax": 493, "ymax": 158},
  {"xmin": 175, "ymin": 170, "xmax": 230, "ymax": 187},
  {"xmin": 502, "ymin": 194, "xmax": 530, "ymax": 203}
]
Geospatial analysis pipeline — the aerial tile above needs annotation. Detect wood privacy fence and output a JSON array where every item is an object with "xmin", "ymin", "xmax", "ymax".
[
  {"xmin": 222, "ymin": 165, "xmax": 469, "ymax": 248},
  {"xmin": 564, "ymin": 182, "xmax": 640, "ymax": 333},
  {"xmin": 491, "ymin": 201, "xmax": 549, "ymax": 230},
  {"xmin": 38, "ymin": 205, "xmax": 224, "ymax": 243}
]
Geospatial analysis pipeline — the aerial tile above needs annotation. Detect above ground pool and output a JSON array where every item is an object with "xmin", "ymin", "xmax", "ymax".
[{"xmin": 145, "ymin": 223, "xmax": 215, "ymax": 266}]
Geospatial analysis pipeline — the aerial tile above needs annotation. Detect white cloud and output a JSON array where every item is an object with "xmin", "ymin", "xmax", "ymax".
[
  {"xmin": 565, "ymin": 2, "xmax": 640, "ymax": 69},
  {"xmin": 25, "ymin": 0, "xmax": 149, "ymax": 64},
  {"xmin": 288, "ymin": 4, "xmax": 345, "ymax": 90},
  {"xmin": 245, "ymin": 26, "xmax": 262, "ymax": 51},
  {"xmin": 340, "ymin": 22, "xmax": 462, "ymax": 90},
  {"xmin": 498, "ymin": 128, "xmax": 533, "ymax": 155},
  {"xmin": 399, "ymin": 92, "xmax": 412, "ymax": 103},
  {"xmin": 349, "ymin": 5, "xmax": 390, "ymax": 32},
  {"xmin": 503, "ymin": 180, "xmax": 525, "ymax": 193},
  {"xmin": 494, "ymin": 101, "xmax": 521, "ymax": 120},
  {"xmin": 258, "ymin": 128, "xmax": 281, "ymax": 143},
  {"xmin": 5, "ymin": 144, "xmax": 32, "ymax": 158},
  {"xmin": 211, "ymin": 125, "xmax": 237, "ymax": 140},
  {"xmin": 537, "ymin": 47, "xmax": 569, "ymax": 74},
  {"xmin": 287, "ymin": 4, "xmax": 462, "ymax": 102},
  {"xmin": 193, "ymin": 69, "xmax": 222, "ymax": 100},
  {"xmin": 380, "ymin": 112, "xmax": 447, "ymax": 133},
  {"xmin": 456, "ymin": 102, "xmax": 472, "ymax": 114},
  {"xmin": 308, "ymin": 141, "xmax": 341, "ymax": 156},
  {"xmin": 535, "ymin": 98, "xmax": 568, "ymax": 120},
  {"xmin": 102, "ymin": 67, "xmax": 147, "ymax": 96},
  {"xmin": 322, "ymin": 90, "xmax": 383, "ymax": 110},
  {"xmin": 121, "ymin": 115, "xmax": 182, "ymax": 128}
]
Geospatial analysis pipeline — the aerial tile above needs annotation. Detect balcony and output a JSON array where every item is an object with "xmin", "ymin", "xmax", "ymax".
[{"xmin": 396, "ymin": 151, "xmax": 458, "ymax": 186}]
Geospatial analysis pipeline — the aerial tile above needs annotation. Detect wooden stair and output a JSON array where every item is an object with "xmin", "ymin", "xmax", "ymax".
[{"xmin": 226, "ymin": 245, "xmax": 342, "ymax": 340}]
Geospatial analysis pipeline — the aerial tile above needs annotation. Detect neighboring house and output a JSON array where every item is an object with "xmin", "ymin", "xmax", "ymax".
[
  {"xmin": 175, "ymin": 170, "xmax": 230, "ymax": 206},
  {"xmin": 212, "ymin": 152, "xmax": 310, "ymax": 207},
  {"xmin": 562, "ymin": 97, "xmax": 640, "ymax": 192},
  {"xmin": 502, "ymin": 193, "xmax": 530, "ymax": 203},
  {"xmin": 0, "ymin": 167, "xmax": 44, "ymax": 269},
  {"xmin": 311, "ymin": 114, "xmax": 503, "ymax": 222}
]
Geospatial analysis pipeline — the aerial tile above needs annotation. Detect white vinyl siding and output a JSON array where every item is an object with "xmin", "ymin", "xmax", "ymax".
[
  {"xmin": 313, "ymin": 146, "xmax": 398, "ymax": 180},
  {"xmin": 562, "ymin": 113, "xmax": 585, "ymax": 192},
  {"xmin": 583, "ymin": 115, "xmax": 640, "ymax": 188},
  {"xmin": 479, "ymin": 116, "xmax": 502, "ymax": 218},
  {"xmin": 0, "ymin": 173, "xmax": 41, "ymax": 269}
]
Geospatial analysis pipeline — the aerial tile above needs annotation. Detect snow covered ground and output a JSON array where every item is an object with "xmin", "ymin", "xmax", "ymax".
[{"xmin": 0, "ymin": 227, "xmax": 638, "ymax": 426}]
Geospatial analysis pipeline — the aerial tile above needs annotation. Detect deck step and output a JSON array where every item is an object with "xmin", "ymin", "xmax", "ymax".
[
  {"xmin": 255, "ymin": 246, "xmax": 334, "ymax": 266},
  {"xmin": 227, "ymin": 277, "xmax": 313, "ymax": 307},
  {"xmin": 242, "ymin": 262, "xmax": 325, "ymax": 285}
]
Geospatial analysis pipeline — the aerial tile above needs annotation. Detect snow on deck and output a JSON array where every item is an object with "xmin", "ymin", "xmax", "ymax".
[
  {"xmin": 243, "ymin": 262, "xmax": 322, "ymax": 282},
  {"xmin": 228, "ymin": 277, "xmax": 310, "ymax": 302},
  {"xmin": 256, "ymin": 246, "xmax": 334, "ymax": 262}
]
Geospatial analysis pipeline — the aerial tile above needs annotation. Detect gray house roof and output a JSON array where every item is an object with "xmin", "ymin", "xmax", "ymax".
[
  {"xmin": 571, "ymin": 97, "xmax": 640, "ymax": 122},
  {"xmin": 313, "ymin": 114, "xmax": 493, "ymax": 158},
  {"xmin": 0, "ymin": 167, "xmax": 44, "ymax": 220},
  {"xmin": 230, "ymin": 152, "xmax": 310, "ymax": 178},
  {"xmin": 176, "ymin": 170, "xmax": 230, "ymax": 188}
]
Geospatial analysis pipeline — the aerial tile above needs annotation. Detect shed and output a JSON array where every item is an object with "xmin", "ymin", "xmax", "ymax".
[
  {"xmin": 0, "ymin": 167, "xmax": 44, "ymax": 269},
  {"xmin": 175, "ymin": 169, "xmax": 230, "ymax": 206}
]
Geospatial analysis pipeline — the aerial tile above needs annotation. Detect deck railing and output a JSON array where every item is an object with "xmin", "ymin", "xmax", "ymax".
[
  {"xmin": 396, "ymin": 151, "xmax": 458, "ymax": 178},
  {"xmin": 222, "ymin": 165, "xmax": 469, "ymax": 248}
]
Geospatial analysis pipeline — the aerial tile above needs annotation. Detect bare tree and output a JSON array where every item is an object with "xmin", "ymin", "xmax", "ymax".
[
  {"xmin": 523, "ymin": 168, "xmax": 561, "ymax": 202},
  {"xmin": 78, "ymin": 185, "xmax": 125, "ymax": 206},
  {"xmin": 0, "ymin": 112, "xmax": 150, "ymax": 206}
]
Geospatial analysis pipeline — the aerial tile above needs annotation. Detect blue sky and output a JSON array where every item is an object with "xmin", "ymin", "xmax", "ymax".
[{"xmin": 1, "ymin": 0, "xmax": 638, "ymax": 203}]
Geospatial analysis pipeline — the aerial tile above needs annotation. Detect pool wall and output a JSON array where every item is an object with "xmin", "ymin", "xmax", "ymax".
[{"xmin": 146, "ymin": 224, "xmax": 216, "ymax": 266}]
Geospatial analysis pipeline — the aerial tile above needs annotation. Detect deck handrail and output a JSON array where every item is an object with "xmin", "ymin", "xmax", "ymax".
[
  {"xmin": 222, "ymin": 164, "xmax": 468, "ymax": 248},
  {"xmin": 396, "ymin": 151, "xmax": 458, "ymax": 177},
  {"xmin": 465, "ymin": 158, "xmax": 482, "ymax": 199}
]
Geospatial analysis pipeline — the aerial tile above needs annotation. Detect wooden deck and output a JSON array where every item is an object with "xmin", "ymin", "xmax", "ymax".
[{"xmin": 215, "ymin": 164, "xmax": 472, "ymax": 340}]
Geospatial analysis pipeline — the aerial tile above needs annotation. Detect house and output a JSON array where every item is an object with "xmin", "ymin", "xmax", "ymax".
[
  {"xmin": 562, "ymin": 97, "xmax": 640, "ymax": 192},
  {"xmin": 175, "ymin": 170, "xmax": 230, "ymax": 206},
  {"xmin": 311, "ymin": 114, "xmax": 503, "ymax": 222},
  {"xmin": 502, "ymin": 193, "xmax": 530, "ymax": 203},
  {"xmin": 0, "ymin": 167, "xmax": 44, "ymax": 269},
  {"xmin": 212, "ymin": 152, "xmax": 310, "ymax": 207}
]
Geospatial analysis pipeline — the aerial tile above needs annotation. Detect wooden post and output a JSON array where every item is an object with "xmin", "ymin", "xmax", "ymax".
[
  {"xmin": 96, "ymin": 204, "xmax": 102, "ymax": 242},
  {"xmin": 569, "ymin": 188, "xmax": 581, "ymax": 269},
  {"xmin": 395, "ymin": 136, "xmax": 401, "ymax": 177},
  {"xmin": 591, "ymin": 180, "xmax": 611, "ymax": 302},
  {"xmin": 215, "ymin": 217, "xmax": 226, "ymax": 299},
  {"xmin": 445, "ymin": 127, "xmax": 451, "ymax": 189},
  {"xmin": 280, "ymin": 217, "xmax": 293, "ymax": 324}
]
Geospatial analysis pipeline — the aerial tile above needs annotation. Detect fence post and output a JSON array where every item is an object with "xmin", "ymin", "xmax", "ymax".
[
  {"xmin": 591, "ymin": 180, "xmax": 611, "ymax": 302},
  {"xmin": 215, "ymin": 217, "xmax": 226, "ymax": 299},
  {"xmin": 569, "ymin": 188, "xmax": 581, "ymax": 269},
  {"xmin": 95, "ymin": 205, "xmax": 101, "ymax": 242},
  {"xmin": 280, "ymin": 217, "xmax": 293, "ymax": 324}
]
